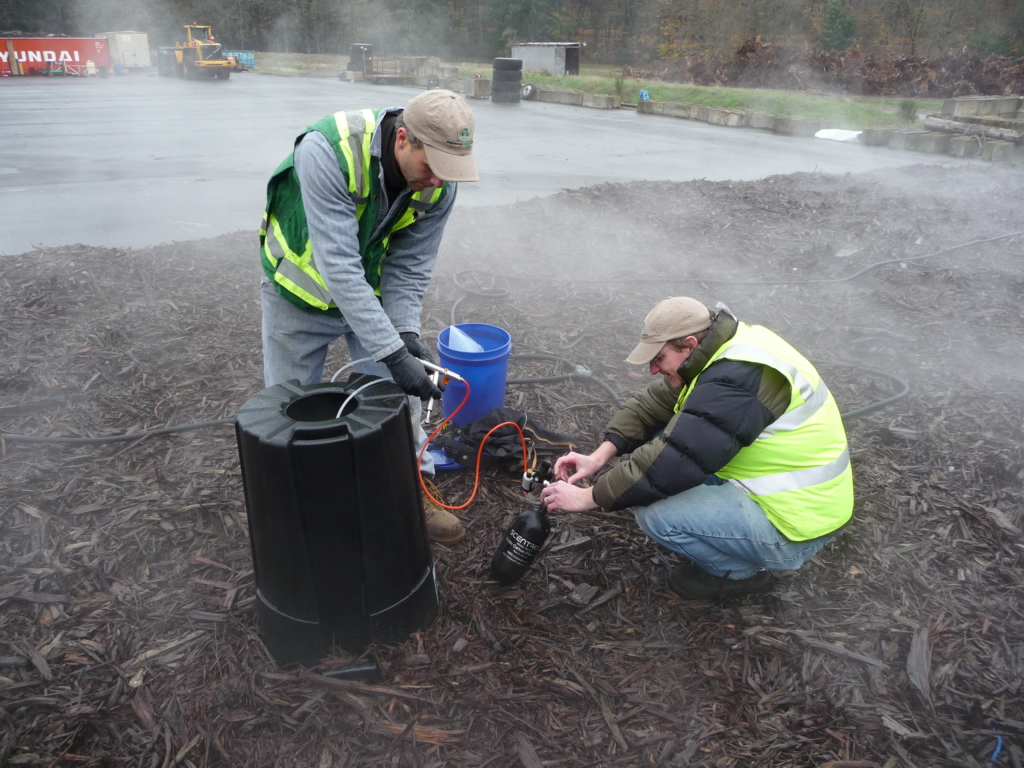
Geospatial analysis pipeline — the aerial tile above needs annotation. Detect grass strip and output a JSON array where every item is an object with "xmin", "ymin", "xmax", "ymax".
[{"xmin": 458, "ymin": 64, "xmax": 940, "ymax": 129}]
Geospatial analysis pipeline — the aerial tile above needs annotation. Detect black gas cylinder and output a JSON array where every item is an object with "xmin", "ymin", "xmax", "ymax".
[
  {"xmin": 491, "ymin": 504, "xmax": 551, "ymax": 585},
  {"xmin": 235, "ymin": 375, "xmax": 438, "ymax": 666}
]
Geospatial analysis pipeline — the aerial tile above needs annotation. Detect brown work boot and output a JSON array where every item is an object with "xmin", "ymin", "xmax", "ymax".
[{"xmin": 424, "ymin": 503, "xmax": 466, "ymax": 545}]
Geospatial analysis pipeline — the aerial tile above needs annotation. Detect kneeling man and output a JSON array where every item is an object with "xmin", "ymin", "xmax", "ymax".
[{"xmin": 541, "ymin": 297, "xmax": 853, "ymax": 600}]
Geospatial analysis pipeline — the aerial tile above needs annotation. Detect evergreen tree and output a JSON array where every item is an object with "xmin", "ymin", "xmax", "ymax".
[{"xmin": 821, "ymin": 0, "xmax": 856, "ymax": 50}]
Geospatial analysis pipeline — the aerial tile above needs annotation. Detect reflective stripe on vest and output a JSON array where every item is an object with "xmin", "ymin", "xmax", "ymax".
[
  {"xmin": 728, "ymin": 447, "xmax": 850, "ymax": 496},
  {"xmin": 264, "ymin": 209, "xmax": 332, "ymax": 308},
  {"xmin": 334, "ymin": 109, "xmax": 375, "ymax": 207},
  {"xmin": 720, "ymin": 344, "xmax": 831, "ymax": 439}
]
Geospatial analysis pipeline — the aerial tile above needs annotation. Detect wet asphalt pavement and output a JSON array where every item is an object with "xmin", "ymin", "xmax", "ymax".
[{"xmin": 0, "ymin": 72, "xmax": 967, "ymax": 254}]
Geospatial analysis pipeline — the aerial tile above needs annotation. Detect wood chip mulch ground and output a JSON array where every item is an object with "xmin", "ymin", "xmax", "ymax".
[{"xmin": 2, "ymin": 163, "xmax": 1024, "ymax": 767}]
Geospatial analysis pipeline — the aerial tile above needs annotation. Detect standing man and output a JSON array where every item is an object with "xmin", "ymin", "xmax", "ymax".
[
  {"xmin": 260, "ymin": 90, "xmax": 477, "ymax": 545},
  {"xmin": 540, "ymin": 298, "xmax": 853, "ymax": 599}
]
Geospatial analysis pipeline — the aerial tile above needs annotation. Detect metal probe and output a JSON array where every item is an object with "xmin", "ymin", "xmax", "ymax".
[{"xmin": 419, "ymin": 360, "xmax": 467, "ymax": 424}]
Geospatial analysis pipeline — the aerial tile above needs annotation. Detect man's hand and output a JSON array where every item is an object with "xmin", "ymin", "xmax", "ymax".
[
  {"xmin": 382, "ymin": 347, "xmax": 444, "ymax": 401},
  {"xmin": 541, "ymin": 481, "xmax": 598, "ymax": 513},
  {"xmin": 400, "ymin": 332, "xmax": 436, "ymax": 365},
  {"xmin": 554, "ymin": 447, "xmax": 613, "ymax": 484}
]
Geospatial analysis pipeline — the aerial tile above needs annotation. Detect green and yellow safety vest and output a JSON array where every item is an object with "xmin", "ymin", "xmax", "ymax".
[
  {"xmin": 259, "ymin": 108, "xmax": 448, "ymax": 315},
  {"xmin": 677, "ymin": 323, "xmax": 853, "ymax": 541}
]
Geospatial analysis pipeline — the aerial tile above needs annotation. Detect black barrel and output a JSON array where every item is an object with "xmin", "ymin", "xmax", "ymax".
[
  {"xmin": 235, "ymin": 375, "xmax": 438, "ymax": 666},
  {"xmin": 492, "ymin": 57, "xmax": 522, "ymax": 104}
]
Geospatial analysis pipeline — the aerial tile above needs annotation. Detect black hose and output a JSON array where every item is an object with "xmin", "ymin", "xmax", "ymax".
[
  {"xmin": 452, "ymin": 230, "xmax": 1024, "ymax": 288},
  {"xmin": 448, "ymin": 280, "xmax": 629, "ymax": 408},
  {"xmin": 451, "ymin": 272, "xmax": 509, "ymax": 326},
  {"xmin": 1, "ymin": 419, "xmax": 234, "ymax": 445},
  {"xmin": 11, "ymin": 228, "xmax": 950, "ymax": 448},
  {"xmin": 811, "ymin": 360, "xmax": 912, "ymax": 419},
  {"xmin": 449, "ymin": 265, "xmax": 922, "ymax": 417},
  {"xmin": 508, "ymin": 353, "xmax": 576, "ymax": 384},
  {"xmin": 508, "ymin": 353, "xmax": 627, "ymax": 408}
]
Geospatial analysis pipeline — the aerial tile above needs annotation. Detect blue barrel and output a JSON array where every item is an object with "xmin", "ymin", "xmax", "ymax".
[{"xmin": 437, "ymin": 324, "xmax": 512, "ymax": 427}]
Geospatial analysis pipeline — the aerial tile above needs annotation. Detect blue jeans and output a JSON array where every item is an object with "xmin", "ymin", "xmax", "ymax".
[
  {"xmin": 261, "ymin": 278, "xmax": 434, "ymax": 475},
  {"xmin": 633, "ymin": 476, "xmax": 840, "ymax": 580}
]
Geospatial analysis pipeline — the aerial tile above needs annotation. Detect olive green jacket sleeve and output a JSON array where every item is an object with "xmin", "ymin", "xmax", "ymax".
[
  {"xmin": 603, "ymin": 375, "xmax": 682, "ymax": 451},
  {"xmin": 592, "ymin": 376, "xmax": 682, "ymax": 509}
]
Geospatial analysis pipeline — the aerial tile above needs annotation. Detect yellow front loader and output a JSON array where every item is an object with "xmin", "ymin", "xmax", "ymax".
[{"xmin": 157, "ymin": 24, "xmax": 236, "ymax": 80}]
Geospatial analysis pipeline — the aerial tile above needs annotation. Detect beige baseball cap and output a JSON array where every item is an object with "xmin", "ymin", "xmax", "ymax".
[
  {"xmin": 402, "ymin": 90, "xmax": 478, "ymax": 182},
  {"xmin": 625, "ymin": 297, "xmax": 714, "ymax": 365}
]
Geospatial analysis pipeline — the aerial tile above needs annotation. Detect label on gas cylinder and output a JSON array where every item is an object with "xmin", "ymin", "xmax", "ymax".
[{"xmin": 501, "ymin": 528, "xmax": 540, "ymax": 567}]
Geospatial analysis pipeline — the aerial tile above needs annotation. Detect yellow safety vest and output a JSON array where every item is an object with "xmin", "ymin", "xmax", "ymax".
[{"xmin": 677, "ymin": 323, "xmax": 853, "ymax": 540}]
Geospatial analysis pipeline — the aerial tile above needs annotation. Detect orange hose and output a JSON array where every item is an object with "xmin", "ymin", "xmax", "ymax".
[{"xmin": 417, "ymin": 379, "xmax": 529, "ymax": 511}]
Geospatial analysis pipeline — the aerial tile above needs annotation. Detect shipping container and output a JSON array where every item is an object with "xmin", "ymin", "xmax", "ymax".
[
  {"xmin": 511, "ymin": 43, "xmax": 582, "ymax": 76},
  {"xmin": 221, "ymin": 50, "xmax": 255, "ymax": 70},
  {"xmin": 94, "ymin": 31, "xmax": 151, "ymax": 69},
  {"xmin": 1, "ymin": 37, "xmax": 112, "ymax": 77}
]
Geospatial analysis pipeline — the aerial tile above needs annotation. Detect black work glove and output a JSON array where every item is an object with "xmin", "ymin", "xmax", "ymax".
[
  {"xmin": 381, "ymin": 347, "xmax": 444, "ymax": 401},
  {"xmin": 399, "ymin": 331, "xmax": 436, "ymax": 365}
]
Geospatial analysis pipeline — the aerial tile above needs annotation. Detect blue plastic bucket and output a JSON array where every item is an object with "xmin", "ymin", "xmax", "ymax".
[{"xmin": 436, "ymin": 324, "xmax": 512, "ymax": 427}]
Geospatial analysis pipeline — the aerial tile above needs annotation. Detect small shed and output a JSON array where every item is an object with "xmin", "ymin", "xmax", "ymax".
[
  {"xmin": 94, "ymin": 31, "xmax": 151, "ymax": 69},
  {"xmin": 510, "ymin": 43, "xmax": 582, "ymax": 76}
]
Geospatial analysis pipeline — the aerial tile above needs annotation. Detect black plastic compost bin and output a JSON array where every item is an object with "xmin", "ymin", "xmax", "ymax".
[{"xmin": 235, "ymin": 375, "xmax": 438, "ymax": 666}]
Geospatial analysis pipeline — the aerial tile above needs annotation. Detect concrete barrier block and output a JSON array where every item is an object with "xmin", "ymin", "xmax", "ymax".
[
  {"xmin": 773, "ymin": 115, "xmax": 796, "ymax": 135},
  {"xmin": 707, "ymin": 108, "xmax": 744, "ymax": 126},
  {"xmin": 889, "ymin": 129, "xmax": 928, "ymax": 150},
  {"xmin": 977, "ymin": 98, "xmax": 1002, "ymax": 116},
  {"xmin": 861, "ymin": 127, "xmax": 892, "ymax": 146},
  {"xmin": 538, "ymin": 88, "xmax": 582, "ymax": 105},
  {"xmin": 997, "ymin": 96, "xmax": 1021, "ymax": 114},
  {"xmin": 725, "ymin": 110, "xmax": 746, "ymax": 127},
  {"xmin": 465, "ymin": 78, "xmax": 491, "ymax": 99},
  {"xmin": 691, "ymin": 105, "xmax": 709, "ymax": 122},
  {"xmin": 942, "ymin": 97, "xmax": 995, "ymax": 117},
  {"xmin": 582, "ymin": 93, "xmax": 618, "ymax": 109},
  {"xmin": 773, "ymin": 116, "xmax": 824, "ymax": 137},
  {"xmin": 663, "ymin": 102, "xmax": 691, "ymax": 118},
  {"xmin": 948, "ymin": 136, "xmax": 981, "ymax": 157},
  {"xmin": 950, "ymin": 98, "xmax": 981, "ymax": 116},
  {"xmin": 983, "ymin": 140, "xmax": 1016, "ymax": 162},
  {"xmin": 747, "ymin": 111, "xmax": 775, "ymax": 130},
  {"xmin": 637, "ymin": 99, "xmax": 656, "ymax": 114},
  {"xmin": 919, "ymin": 132, "xmax": 951, "ymax": 153}
]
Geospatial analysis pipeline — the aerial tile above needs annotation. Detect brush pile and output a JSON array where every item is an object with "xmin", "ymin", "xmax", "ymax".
[
  {"xmin": 2, "ymin": 164, "xmax": 1024, "ymax": 766},
  {"xmin": 635, "ymin": 37, "xmax": 1024, "ymax": 97}
]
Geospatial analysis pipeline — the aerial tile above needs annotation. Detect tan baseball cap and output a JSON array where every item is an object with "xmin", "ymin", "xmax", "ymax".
[
  {"xmin": 402, "ymin": 90, "xmax": 478, "ymax": 182},
  {"xmin": 625, "ymin": 297, "xmax": 714, "ymax": 365}
]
